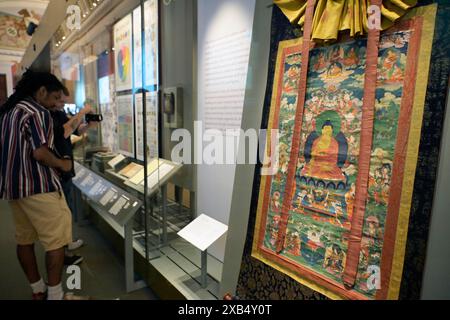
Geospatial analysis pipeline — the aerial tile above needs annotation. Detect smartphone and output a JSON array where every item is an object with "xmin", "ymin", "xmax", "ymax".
[{"xmin": 85, "ymin": 114, "xmax": 103, "ymax": 122}]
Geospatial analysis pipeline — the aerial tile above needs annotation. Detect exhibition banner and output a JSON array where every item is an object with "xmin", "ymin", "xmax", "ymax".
[
  {"xmin": 133, "ymin": 6, "xmax": 143, "ymax": 90},
  {"xmin": 100, "ymin": 76, "xmax": 118, "ymax": 153},
  {"xmin": 116, "ymin": 94, "xmax": 135, "ymax": 157},
  {"xmin": 135, "ymin": 92, "xmax": 159, "ymax": 161},
  {"xmin": 114, "ymin": 14, "xmax": 133, "ymax": 92},
  {"xmin": 144, "ymin": 0, "xmax": 159, "ymax": 88}
]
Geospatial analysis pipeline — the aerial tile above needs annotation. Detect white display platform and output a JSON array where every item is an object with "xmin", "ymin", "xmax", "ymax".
[
  {"xmin": 178, "ymin": 214, "xmax": 228, "ymax": 252},
  {"xmin": 177, "ymin": 214, "xmax": 228, "ymax": 288}
]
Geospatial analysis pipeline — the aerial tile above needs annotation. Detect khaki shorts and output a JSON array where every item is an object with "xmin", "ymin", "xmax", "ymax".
[{"xmin": 9, "ymin": 191, "xmax": 72, "ymax": 252}]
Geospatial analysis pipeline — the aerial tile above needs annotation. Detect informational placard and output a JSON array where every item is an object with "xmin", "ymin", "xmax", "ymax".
[
  {"xmin": 197, "ymin": 0, "xmax": 256, "ymax": 261},
  {"xmin": 109, "ymin": 196, "xmax": 129, "ymax": 216},
  {"xmin": 116, "ymin": 94, "xmax": 134, "ymax": 157},
  {"xmin": 135, "ymin": 92, "xmax": 159, "ymax": 161},
  {"xmin": 100, "ymin": 189, "xmax": 117, "ymax": 206},
  {"xmin": 144, "ymin": 0, "xmax": 159, "ymax": 87},
  {"xmin": 73, "ymin": 162, "xmax": 142, "ymax": 226},
  {"xmin": 114, "ymin": 14, "xmax": 133, "ymax": 92},
  {"xmin": 133, "ymin": 6, "xmax": 143, "ymax": 89},
  {"xmin": 199, "ymin": 0, "xmax": 254, "ymax": 131},
  {"xmin": 178, "ymin": 214, "xmax": 228, "ymax": 252}
]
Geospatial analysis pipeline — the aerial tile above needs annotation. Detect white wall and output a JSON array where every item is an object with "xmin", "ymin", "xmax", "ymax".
[
  {"xmin": 421, "ymin": 85, "xmax": 450, "ymax": 299},
  {"xmin": 0, "ymin": 61, "xmax": 14, "ymax": 98},
  {"xmin": 220, "ymin": 0, "xmax": 273, "ymax": 296},
  {"xmin": 197, "ymin": 0, "xmax": 256, "ymax": 261}
]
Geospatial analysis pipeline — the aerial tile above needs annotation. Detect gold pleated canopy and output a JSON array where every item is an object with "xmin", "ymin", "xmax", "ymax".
[{"xmin": 274, "ymin": 0, "xmax": 417, "ymax": 41}]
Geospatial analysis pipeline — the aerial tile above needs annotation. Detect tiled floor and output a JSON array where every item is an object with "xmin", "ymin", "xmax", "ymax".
[{"xmin": 0, "ymin": 200, "xmax": 157, "ymax": 300}]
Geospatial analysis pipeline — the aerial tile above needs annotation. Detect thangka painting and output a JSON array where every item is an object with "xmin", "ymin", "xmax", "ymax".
[{"xmin": 252, "ymin": 6, "xmax": 436, "ymax": 300}]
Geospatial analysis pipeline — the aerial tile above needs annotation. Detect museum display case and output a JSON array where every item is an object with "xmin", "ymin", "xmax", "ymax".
[{"xmin": 49, "ymin": 0, "xmax": 199, "ymax": 295}]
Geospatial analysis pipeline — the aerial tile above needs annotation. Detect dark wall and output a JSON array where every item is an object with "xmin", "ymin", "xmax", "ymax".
[
  {"xmin": 236, "ymin": 3, "xmax": 450, "ymax": 300},
  {"xmin": 29, "ymin": 42, "xmax": 51, "ymax": 73}
]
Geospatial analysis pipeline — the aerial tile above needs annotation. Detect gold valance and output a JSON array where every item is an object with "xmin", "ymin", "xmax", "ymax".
[{"xmin": 274, "ymin": 0, "xmax": 417, "ymax": 41}]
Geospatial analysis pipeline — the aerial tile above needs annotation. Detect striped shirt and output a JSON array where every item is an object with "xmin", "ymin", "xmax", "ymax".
[{"xmin": 0, "ymin": 98, "xmax": 62, "ymax": 200}]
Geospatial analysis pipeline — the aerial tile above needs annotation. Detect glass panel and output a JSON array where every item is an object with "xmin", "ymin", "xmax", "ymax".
[{"xmin": 50, "ymin": 0, "xmax": 163, "ymax": 262}]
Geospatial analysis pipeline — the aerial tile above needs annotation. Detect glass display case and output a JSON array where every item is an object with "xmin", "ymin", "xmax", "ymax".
[{"xmin": 50, "ymin": 0, "xmax": 196, "ymax": 294}]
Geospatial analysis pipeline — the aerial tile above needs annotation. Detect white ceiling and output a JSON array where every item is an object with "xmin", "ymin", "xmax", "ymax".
[{"xmin": 0, "ymin": 0, "xmax": 49, "ymax": 17}]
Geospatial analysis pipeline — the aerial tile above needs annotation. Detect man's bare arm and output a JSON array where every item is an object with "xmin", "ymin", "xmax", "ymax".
[
  {"xmin": 33, "ymin": 146, "xmax": 72, "ymax": 172},
  {"xmin": 63, "ymin": 105, "xmax": 92, "ymax": 139}
]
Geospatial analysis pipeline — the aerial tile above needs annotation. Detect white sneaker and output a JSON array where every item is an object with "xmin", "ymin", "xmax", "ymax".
[
  {"xmin": 68, "ymin": 239, "xmax": 84, "ymax": 251},
  {"xmin": 64, "ymin": 292, "xmax": 91, "ymax": 300}
]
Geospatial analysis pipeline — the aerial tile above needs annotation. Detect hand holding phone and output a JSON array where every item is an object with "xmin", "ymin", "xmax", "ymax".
[{"xmin": 85, "ymin": 114, "xmax": 103, "ymax": 122}]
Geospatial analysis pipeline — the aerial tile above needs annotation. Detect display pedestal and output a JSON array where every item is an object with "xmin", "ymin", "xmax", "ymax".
[
  {"xmin": 72, "ymin": 161, "xmax": 145, "ymax": 293},
  {"xmin": 125, "ymin": 222, "xmax": 146, "ymax": 292},
  {"xmin": 177, "ymin": 214, "xmax": 228, "ymax": 289},
  {"xmin": 201, "ymin": 249, "xmax": 208, "ymax": 289}
]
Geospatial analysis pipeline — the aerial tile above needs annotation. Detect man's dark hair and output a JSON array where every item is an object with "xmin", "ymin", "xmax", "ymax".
[
  {"xmin": 0, "ymin": 70, "xmax": 65, "ymax": 116},
  {"xmin": 62, "ymin": 86, "xmax": 70, "ymax": 97}
]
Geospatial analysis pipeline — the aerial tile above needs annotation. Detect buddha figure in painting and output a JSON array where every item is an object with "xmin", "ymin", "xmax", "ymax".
[{"xmin": 301, "ymin": 121, "xmax": 347, "ymax": 183}]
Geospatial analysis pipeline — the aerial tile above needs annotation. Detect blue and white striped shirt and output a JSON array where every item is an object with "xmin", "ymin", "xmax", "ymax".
[{"xmin": 0, "ymin": 98, "xmax": 62, "ymax": 200}]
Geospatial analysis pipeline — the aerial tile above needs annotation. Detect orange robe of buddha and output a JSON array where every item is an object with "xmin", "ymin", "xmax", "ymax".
[{"xmin": 301, "ymin": 135, "xmax": 345, "ymax": 182}]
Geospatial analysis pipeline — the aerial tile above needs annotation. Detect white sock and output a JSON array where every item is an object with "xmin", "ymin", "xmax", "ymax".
[
  {"xmin": 47, "ymin": 283, "xmax": 64, "ymax": 300},
  {"xmin": 30, "ymin": 278, "xmax": 47, "ymax": 294}
]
